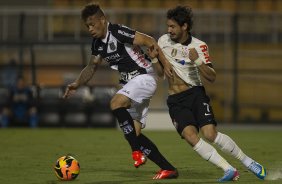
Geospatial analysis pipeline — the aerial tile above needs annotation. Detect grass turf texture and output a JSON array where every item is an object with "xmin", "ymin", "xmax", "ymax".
[{"xmin": 0, "ymin": 127, "xmax": 281, "ymax": 184}]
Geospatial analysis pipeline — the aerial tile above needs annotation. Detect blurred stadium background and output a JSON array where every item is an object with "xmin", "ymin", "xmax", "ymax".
[{"xmin": 0, "ymin": 0, "xmax": 282, "ymax": 128}]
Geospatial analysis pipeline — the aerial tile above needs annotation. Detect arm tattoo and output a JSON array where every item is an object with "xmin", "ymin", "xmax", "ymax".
[
  {"xmin": 77, "ymin": 65, "xmax": 96, "ymax": 85},
  {"xmin": 76, "ymin": 57, "xmax": 99, "ymax": 86}
]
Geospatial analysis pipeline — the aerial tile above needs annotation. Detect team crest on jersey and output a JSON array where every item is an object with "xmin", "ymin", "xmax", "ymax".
[
  {"xmin": 181, "ymin": 47, "xmax": 189, "ymax": 58},
  {"xmin": 107, "ymin": 39, "xmax": 117, "ymax": 53},
  {"xmin": 110, "ymin": 41, "xmax": 116, "ymax": 50},
  {"xmin": 171, "ymin": 49, "xmax": 177, "ymax": 57}
]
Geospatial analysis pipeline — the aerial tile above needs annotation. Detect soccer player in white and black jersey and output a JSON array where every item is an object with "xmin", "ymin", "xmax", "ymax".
[
  {"xmin": 147, "ymin": 5, "xmax": 267, "ymax": 182},
  {"xmin": 63, "ymin": 3, "xmax": 178, "ymax": 179}
]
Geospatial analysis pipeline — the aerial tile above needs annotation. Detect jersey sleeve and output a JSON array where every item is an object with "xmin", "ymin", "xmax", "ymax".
[
  {"xmin": 112, "ymin": 24, "xmax": 136, "ymax": 44},
  {"xmin": 157, "ymin": 34, "xmax": 167, "ymax": 49},
  {"xmin": 196, "ymin": 43, "xmax": 211, "ymax": 64}
]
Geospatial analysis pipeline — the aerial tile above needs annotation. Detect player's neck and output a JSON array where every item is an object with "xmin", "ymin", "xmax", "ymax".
[{"xmin": 179, "ymin": 32, "xmax": 191, "ymax": 46}]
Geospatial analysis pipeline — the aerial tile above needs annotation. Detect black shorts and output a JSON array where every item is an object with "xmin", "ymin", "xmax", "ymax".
[{"xmin": 167, "ymin": 86, "xmax": 217, "ymax": 135}]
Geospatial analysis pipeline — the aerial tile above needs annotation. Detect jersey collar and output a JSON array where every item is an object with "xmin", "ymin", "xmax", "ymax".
[{"xmin": 181, "ymin": 32, "xmax": 192, "ymax": 46}]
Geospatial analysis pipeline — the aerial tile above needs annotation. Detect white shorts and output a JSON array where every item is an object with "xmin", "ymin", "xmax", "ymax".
[{"xmin": 117, "ymin": 73, "xmax": 157, "ymax": 128}]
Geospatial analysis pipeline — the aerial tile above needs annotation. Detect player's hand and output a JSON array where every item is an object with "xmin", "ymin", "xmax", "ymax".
[
  {"xmin": 147, "ymin": 44, "xmax": 173, "ymax": 78},
  {"xmin": 163, "ymin": 63, "xmax": 173, "ymax": 78},
  {"xmin": 63, "ymin": 82, "xmax": 79, "ymax": 99},
  {"xmin": 147, "ymin": 45, "xmax": 159, "ymax": 59},
  {"xmin": 189, "ymin": 48, "xmax": 199, "ymax": 62}
]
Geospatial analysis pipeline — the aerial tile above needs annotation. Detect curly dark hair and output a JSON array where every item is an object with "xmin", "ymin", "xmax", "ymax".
[
  {"xmin": 167, "ymin": 5, "xmax": 193, "ymax": 32},
  {"xmin": 81, "ymin": 3, "xmax": 105, "ymax": 21}
]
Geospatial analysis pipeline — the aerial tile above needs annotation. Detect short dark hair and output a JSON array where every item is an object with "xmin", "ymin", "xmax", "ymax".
[
  {"xmin": 81, "ymin": 3, "xmax": 105, "ymax": 21},
  {"xmin": 167, "ymin": 6, "xmax": 193, "ymax": 31}
]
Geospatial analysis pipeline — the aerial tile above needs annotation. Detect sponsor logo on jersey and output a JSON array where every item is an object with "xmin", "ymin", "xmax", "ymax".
[
  {"xmin": 104, "ymin": 53, "xmax": 121, "ymax": 62},
  {"xmin": 120, "ymin": 70, "xmax": 140, "ymax": 83},
  {"xmin": 133, "ymin": 46, "xmax": 149, "ymax": 67},
  {"xmin": 171, "ymin": 49, "xmax": 177, "ymax": 57},
  {"xmin": 200, "ymin": 45, "xmax": 210, "ymax": 63},
  {"xmin": 118, "ymin": 30, "xmax": 134, "ymax": 38}
]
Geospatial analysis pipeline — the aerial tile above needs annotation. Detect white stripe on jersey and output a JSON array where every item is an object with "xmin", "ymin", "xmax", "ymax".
[{"xmin": 124, "ymin": 44, "xmax": 154, "ymax": 73}]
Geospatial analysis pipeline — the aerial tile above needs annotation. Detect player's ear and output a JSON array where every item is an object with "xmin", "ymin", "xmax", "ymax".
[
  {"xmin": 182, "ymin": 23, "xmax": 188, "ymax": 32},
  {"xmin": 101, "ymin": 16, "xmax": 106, "ymax": 24}
]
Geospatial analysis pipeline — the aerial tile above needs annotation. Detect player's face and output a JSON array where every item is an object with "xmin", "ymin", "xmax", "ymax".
[
  {"xmin": 85, "ymin": 14, "xmax": 107, "ymax": 39},
  {"xmin": 167, "ymin": 19, "xmax": 186, "ymax": 43}
]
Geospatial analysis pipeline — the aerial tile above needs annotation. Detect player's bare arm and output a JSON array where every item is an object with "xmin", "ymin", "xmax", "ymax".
[
  {"xmin": 75, "ymin": 55, "xmax": 102, "ymax": 85},
  {"xmin": 146, "ymin": 45, "xmax": 164, "ymax": 78},
  {"xmin": 133, "ymin": 31, "xmax": 173, "ymax": 78},
  {"xmin": 63, "ymin": 55, "xmax": 102, "ymax": 99},
  {"xmin": 189, "ymin": 48, "xmax": 216, "ymax": 83}
]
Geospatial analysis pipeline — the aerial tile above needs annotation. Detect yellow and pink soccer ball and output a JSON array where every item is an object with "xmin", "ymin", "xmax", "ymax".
[{"xmin": 54, "ymin": 155, "xmax": 80, "ymax": 181}]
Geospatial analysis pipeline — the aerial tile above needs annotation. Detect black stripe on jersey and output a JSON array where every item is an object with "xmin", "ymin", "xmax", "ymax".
[{"xmin": 91, "ymin": 23, "xmax": 151, "ymax": 73}]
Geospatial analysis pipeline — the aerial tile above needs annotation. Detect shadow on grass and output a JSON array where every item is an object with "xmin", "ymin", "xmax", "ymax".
[{"xmin": 81, "ymin": 167, "xmax": 218, "ymax": 184}]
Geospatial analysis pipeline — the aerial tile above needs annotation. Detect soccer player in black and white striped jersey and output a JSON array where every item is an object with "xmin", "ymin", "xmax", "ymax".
[{"xmin": 63, "ymin": 3, "xmax": 178, "ymax": 180}]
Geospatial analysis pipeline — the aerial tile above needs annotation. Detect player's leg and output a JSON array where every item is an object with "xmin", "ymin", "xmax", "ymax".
[
  {"xmin": 214, "ymin": 131, "xmax": 266, "ymax": 180},
  {"xmin": 131, "ymin": 121, "xmax": 147, "ymax": 168},
  {"xmin": 202, "ymin": 124, "xmax": 249, "ymax": 165},
  {"xmin": 198, "ymin": 82, "xmax": 266, "ymax": 181},
  {"xmin": 111, "ymin": 94, "xmax": 141, "ymax": 153},
  {"xmin": 169, "ymin": 109, "xmax": 238, "ymax": 181},
  {"xmin": 168, "ymin": 87, "xmax": 238, "ymax": 182},
  {"xmin": 197, "ymin": 125, "xmax": 239, "ymax": 181},
  {"xmin": 113, "ymin": 74, "xmax": 157, "ymax": 168},
  {"xmin": 202, "ymin": 125, "xmax": 266, "ymax": 180},
  {"xmin": 130, "ymin": 98, "xmax": 178, "ymax": 178},
  {"xmin": 138, "ymin": 131, "xmax": 176, "ymax": 172},
  {"xmin": 133, "ymin": 121, "xmax": 178, "ymax": 179},
  {"xmin": 181, "ymin": 125, "xmax": 239, "ymax": 182}
]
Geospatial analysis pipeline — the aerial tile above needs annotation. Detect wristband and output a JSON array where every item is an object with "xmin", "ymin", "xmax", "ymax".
[
  {"xmin": 194, "ymin": 58, "xmax": 203, "ymax": 66},
  {"xmin": 151, "ymin": 58, "xmax": 159, "ymax": 64}
]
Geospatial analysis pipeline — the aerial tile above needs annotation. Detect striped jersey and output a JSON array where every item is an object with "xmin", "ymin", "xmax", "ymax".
[{"xmin": 91, "ymin": 23, "xmax": 154, "ymax": 78}]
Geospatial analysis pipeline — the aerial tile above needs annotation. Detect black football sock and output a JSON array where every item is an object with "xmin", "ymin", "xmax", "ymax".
[
  {"xmin": 112, "ymin": 107, "xmax": 140, "ymax": 151},
  {"xmin": 138, "ymin": 133, "xmax": 176, "ymax": 170}
]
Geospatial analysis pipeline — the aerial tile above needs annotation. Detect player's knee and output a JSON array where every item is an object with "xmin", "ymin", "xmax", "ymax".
[
  {"xmin": 110, "ymin": 95, "xmax": 130, "ymax": 110},
  {"xmin": 202, "ymin": 130, "xmax": 217, "ymax": 142},
  {"xmin": 182, "ymin": 127, "xmax": 199, "ymax": 146},
  {"xmin": 201, "ymin": 124, "xmax": 217, "ymax": 142},
  {"xmin": 110, "ymin": 100, "xmax": 124, "ymax": 110}
]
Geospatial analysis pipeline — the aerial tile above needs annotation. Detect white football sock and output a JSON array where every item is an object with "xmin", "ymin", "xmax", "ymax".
[
  {"xmin": 193, "ymin": 138, "xmax": 234, "ymax": 171},
  {"xmin": 214, "ymin": 132, "xmax": 254, "ymax": 167}
]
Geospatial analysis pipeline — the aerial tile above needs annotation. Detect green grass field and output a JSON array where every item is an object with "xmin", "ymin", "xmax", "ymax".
[{"xmin": 0, "ymin": 127, "xmax": 282, "ymax": 184}]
